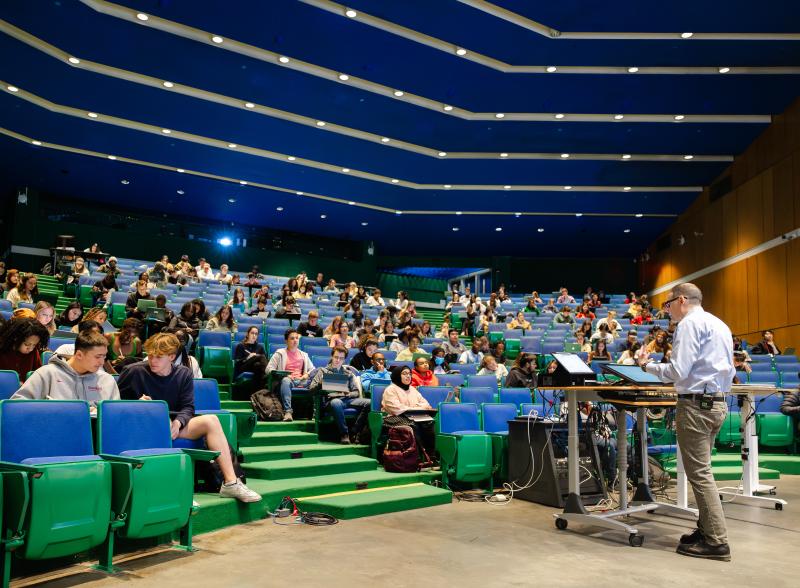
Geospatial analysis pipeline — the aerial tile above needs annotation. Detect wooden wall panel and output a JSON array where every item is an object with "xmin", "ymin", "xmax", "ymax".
[
  {"xmin": 721, "ymin": 262, "xmax": 748, "ymax": 335},
  {"xmin": 794, "ymin": 152, "xmax": 800, "ymax": 229},
  {"xmin": 721, "ymin": 188, "xmax": 739, "ymax": 258},
  {"xmin": 756, "ymin": 246, "xmax": 788, "ymax": 330},
  {"xmin": 703, "ymin": 198, "xmax": 724, "ymax": 267},
  {"xmin": 788, "ymin": 238, "xmax": 800, "ymax": 314},
  {"xmin": 737, "ymin": 177, "xmax": 764, "ymax": 251},
  {"xmin": 745, "ymin": 256, "xmax": 760, "ymax": 334},
  {"xmin": 772, "ymin": 157, "xmax": 795, "ymax": 237},
  {"xmin": 761, "ymin": 169, "xmax": 774, "ymax": 240}
]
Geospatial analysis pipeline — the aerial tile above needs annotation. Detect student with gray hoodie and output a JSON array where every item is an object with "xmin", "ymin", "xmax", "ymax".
[{"xmin": 13, "ymin": 330, "xmax": 119, "ymax": 408}]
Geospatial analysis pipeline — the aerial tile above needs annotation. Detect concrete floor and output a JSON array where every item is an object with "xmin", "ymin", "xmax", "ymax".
[{"xmin": 25, "ymin": 477, "xmax": 800, "ymax": 588}]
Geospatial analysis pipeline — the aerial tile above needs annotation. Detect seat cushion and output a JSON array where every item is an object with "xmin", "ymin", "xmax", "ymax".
[
  {"xmin": 22, "ymin": 455, "xmax": 101, "ymax": 465},
  {"xmin": 452, "ymin": 430, "xmax": 485, "ymax": 436},
  {"xmin": 120, "ymin": 448, "xmax": 184, "ymax": 457},
  {"xmin": 487, "ymin": 431, "xmax": 509, "ymax": 436}
]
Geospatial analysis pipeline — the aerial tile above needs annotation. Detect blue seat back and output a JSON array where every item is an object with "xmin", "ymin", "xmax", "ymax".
[
  {"xmin": 0, "ymin": 370, "xmax": 20, "ymax": 400},
  {"xmin": 0, "ymin": 400, "xmax": 93, "ymax": 463},
  {"xmin": 371, "ymin": 384, "xmax": 389, "ymax": 412},
  {"xmin": 437, "ymin": 373, "xmax": 465, "ymax": 388},
  {"xmin": 499, "ymin": 388, "xmax": 533, "ymax": 408},
  {"xmin": 389, "ymin": 361, "xmax": 414, "ymax": 370},
  {"xmin": 460, "ymin": 387, "xmax": 495, "ymax": 405},
  {"xmin": 468, "ymin": 374, "xmax": 499, "ymax": 391},
  {"xmin": 453, "ymin": 363, "xmax": 478, "ymax": 376},
  {"xmin": 97, "ymin": 400, "xmax": 172, "ymax": 454},
  {"xmin": 48, "ymin": 337, "xmax": 74, "ymax": 351},
  {"xmin": 312, "ymin": 355, "xmax": 330, "ymax": 368},
  {"xmin": 197, "ymin": 331, "xmax": 231, "ymax": 348},
  {"xmin": 757, "ymin": 394, "xmax": 784, "ymax": 413},
  {"xmin": 418, "ymin": 386, "xmax": 454, "ymax": 408},
  {"xmin": 194, "ymin": 379, "xmax": 221, "ymax": 411},
  {"xmin": 482, "ymin": 403, "xmax": 518, "ymax": 434},
  {"xmin": 439, "ymin": 402, "xmax": 481, "ymax": 434},
  {"xmin": 520, "ymin": 403, "xmax": 537, "ymax": 416},
  {"xmin": 749, "ymin": 370, "xmax": 778, "ymax": 384},
  {"xmin": 0, "ymin": 300, "xmax": 12, "ymax": 311}
]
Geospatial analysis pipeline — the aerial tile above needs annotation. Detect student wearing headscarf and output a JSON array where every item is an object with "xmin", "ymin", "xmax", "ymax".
[{"xmin": 381, "ymin": 365, "xmax": 435, "ymax": 457}]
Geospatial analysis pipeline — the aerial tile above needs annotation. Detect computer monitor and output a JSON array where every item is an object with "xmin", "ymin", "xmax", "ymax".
[{"xmin": 602, "ymin": 363, "xmax": 665, "ymax": 385}]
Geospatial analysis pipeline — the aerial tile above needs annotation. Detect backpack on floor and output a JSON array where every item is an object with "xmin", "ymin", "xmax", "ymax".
[
  {"xmin": 194, "ymin": 442, "xmax": 246, "ymax": 493},
  {"xmin": 251, "ymin": 388, "xmax": 284, "ymax": 422},
  {"xmin": 382, "ymin": 425, "xmax": 419, "ymax": 473}
]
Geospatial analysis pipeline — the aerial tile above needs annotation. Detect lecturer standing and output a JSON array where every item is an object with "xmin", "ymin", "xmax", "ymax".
[{"xmin": 640, "ymin": 283, "xmax": 734, "ymax": 561}]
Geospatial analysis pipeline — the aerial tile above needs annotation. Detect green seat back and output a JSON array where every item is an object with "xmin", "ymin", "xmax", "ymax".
[
  {"xmin": 505, "ymin": 338, "xmax": 520, "ymax": 359},
  {"xmin": 201, "ymin": 347, "xmax": 233, "ymax": 382},
  {"xmin": 757, "ymin": 414, "xmax": 794, "ymax": 447},
  {"xmin": 452, "ymin": 434, "xmax": 493, "ymax": 482}
]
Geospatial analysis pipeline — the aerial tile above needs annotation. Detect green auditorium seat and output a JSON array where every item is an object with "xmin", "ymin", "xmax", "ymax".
[
  {"xmin": 436, "ymin": 403, "xmax": 493, "ymax": 490},
  {"xmin": 482, "ymin": 403, "xmax": 518, "ymax": 483},
  {"xmin": 109, "ymin": 303, "xmax": 127, "ymax": 328},
  {"xmin": 0, "ymin": 400, "xmax": 113, "ymax": 584},
  {"xmin": 368, "ymin": 384, "xmax": 390, "ymax": 459},
  {"xmin": 756, "ymin": 395, "xmax": 794, "ymax": 449}
]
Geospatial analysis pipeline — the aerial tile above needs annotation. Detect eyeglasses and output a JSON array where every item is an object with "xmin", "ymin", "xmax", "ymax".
[
  {"xmin": 373, "ymin": 357, "xmax": 386, "ymax": 363},
  {"xmin": 661, "ymin": 295, "xmax": 697, "ymax": 310}
]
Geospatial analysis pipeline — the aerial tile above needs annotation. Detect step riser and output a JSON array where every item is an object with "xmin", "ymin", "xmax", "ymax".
[
  {"xmin": 242, "ymin": 445, "xmax": 368, "ymax": 462},
  {"xmin": 255, "ymin": 421, "xmax": 315, "ymax": 432},
  {"xmin": 242, "ymin": 432, "xmax": 319, "ymax": 447},
  {"xmin": 297, "ymin": 488, "xmax": 452, "ymax": 520},
  {"xmin": 243, "ymin": 460, "xmax": 377, "ymax": 480}
]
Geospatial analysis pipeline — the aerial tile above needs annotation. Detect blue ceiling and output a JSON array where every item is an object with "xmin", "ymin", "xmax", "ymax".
[{"xmin": 0, "ymin": 0, "xmax": 798, "ymax": 257}]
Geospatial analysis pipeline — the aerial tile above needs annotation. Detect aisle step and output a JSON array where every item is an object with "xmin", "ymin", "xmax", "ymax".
[
  {"xmin": 241, "ymin": 443, "xmax": 367, "ymax": 462},
  {"xmin": 255, "ymin": 420, "xmax": 315, "ymax": 433},
  {"xmin": 220, "ymin": 400, "xmax": 253, "ymax": 410},
  {"xmin": 242, "ymin": 455, "xmax": 378, "ymax": 480},
  {"xmin": 242, "ymin": 431, "xmax": 319, "ymax": 447}
]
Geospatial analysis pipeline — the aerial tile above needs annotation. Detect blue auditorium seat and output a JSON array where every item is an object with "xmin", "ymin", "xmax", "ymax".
[
  {"xmin": 467, "ymin": 374, "xmax": 499, "ymax": 391},
  {"xmin": 499, "ymin": 388, "xmax": 533, "ymax": 409},
  {"xmin": 460, "ymin": 387, "xmax": 495, "ymax": 406}
]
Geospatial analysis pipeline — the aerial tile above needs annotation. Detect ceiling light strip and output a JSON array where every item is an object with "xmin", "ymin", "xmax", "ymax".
[
  {"xmin": 0, "ymin": 19, "xmax": 734, "ymax": 163},
  {"xmin": 0, "ymin": 126, "xmax": 680, "ymax": 218},
  {"xmin": 0, "ymin": 82, "xmax": 703, "ymax": 192},
  {"xmin": 74, "ymin": 2, "xmax": 770, "ymax": 123},
  {"xmin": 301, "ymin": 0, "xmax": 800, "ymax": 74},
  {"xmin": 457, "ymin": 0, "xmax": 800, "ymax": 41}
]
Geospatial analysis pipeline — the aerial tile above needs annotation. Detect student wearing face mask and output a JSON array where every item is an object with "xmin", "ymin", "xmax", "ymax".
[{"xmin": 430, "ymin": 347, "xmax": 450, "ymax": 374}]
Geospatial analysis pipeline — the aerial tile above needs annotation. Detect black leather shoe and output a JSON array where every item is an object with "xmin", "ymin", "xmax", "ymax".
[
  {"xmin": 679, "ymin": 528, "xmax": 704, "ymax": 545},
  {"xmin": 676, "ymin": 539, "xmax": 731, "ymax": 561}
]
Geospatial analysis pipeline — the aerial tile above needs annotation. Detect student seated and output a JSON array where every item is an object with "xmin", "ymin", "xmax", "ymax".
[
  {"xmin": 750, "ymin": 330, "xmax": 781, "ymax": 355},
  {"xmin": 430, "ymin": 347, "xmax": 451, "ymax": 375},
  {"xmin": 410, "ymin": 356, "xmax": 439, "ymax": 388},
  {"xmin": 247, "ymin": 297, "xmax": 271, "ymax": 318},
  {"xmin": 265, "ymin": 328, "xmax": 313, "ymax": 421},
  {"xmin": 441, "ymin": 328, "xmax": 466, "ymax": 363},
  {"xmin": 349, "ymin": 337, "xmax": 378, "ymax": 371},
  {"xmin": 118, "ymin": 333, "xmax": 261, "ymax": 503},
  {"xmin": 477, "ymin": 354, "xmax": 508, "ymax": 383},
  {"xmin": 329, "ymin": 322, "xmax": 357, "ymax": 349},
  {"xmin": 105, "ymin": 318, "xmax": 144, "ymax": 374},
  {"xmin": 458, "ymin": 337, "xmax": 484, "ymax": 364},
  {"xmin": 360, "ymin": 351, "xmax": 390, "ymax": 391},
  {"xmin": 234, "ymin": 326, "xmax": 268, "ymax": 387},
  {"xmin": 126, "ymin": 280, "xmax": 151, "ymax": 318},
  {"xmin": 206, "ymin": 305, "xmax": 237, "ymax": 332},
  {"xmin": 13, "ymin": 330, "xmax": 119, "ymax": 408},
  {"xmin": 505, "ymin": 353, "xmax": 537, "ymax": 388},
  {"xmin": 309, "ymin": 346, "xmax": 370, "ymax": 444},
  {"xmin": 395, "ymin": 333, "xmax": 423, "ymax": 361},
  {"xmin": 0, "ymin": 317, "xmax": 49, "ymax": 382},
  {"xmin": 92, "ymin": 273, "xmax": 118, "ymax": 306},
  {"xmin": 381, "ymin": 366, "xmax": 435, "ymax": 458},
  {"xmin": 54, "ymin": 320, "xmax": 105, "ymax": 359},
  {"xmin": 57, "ymin": 301, "xmax": 84, "ymax": 329},
  {"xmin": 6, "ymin": 273, "xmax": 38, "ymax": 309},
  {"xmin": 163, "ymin": 327, "xmax": 203, "ymax": 378}
]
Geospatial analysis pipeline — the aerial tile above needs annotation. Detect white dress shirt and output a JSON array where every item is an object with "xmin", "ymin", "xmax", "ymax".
[{"xmin": 645, "ymin": 306, "xmax": 734, "ymax": 395}]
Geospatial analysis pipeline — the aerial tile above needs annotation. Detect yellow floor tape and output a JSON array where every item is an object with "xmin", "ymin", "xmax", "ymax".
[{"xmin": 297, "ymin": 482, "xmax": 424, "ymax": 501}]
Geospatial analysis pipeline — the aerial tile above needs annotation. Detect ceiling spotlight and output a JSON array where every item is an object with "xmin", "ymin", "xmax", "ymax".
[
  {"xmin": 515, "ymin": 212, "xmax": 522, "ymax": 217},
  {"xmin": 395, "ymin": 210, "xmax": 403, "ymax": 215},
  {"xmin": 244, "ymin": 102, "xmax": 255, "ymax": 108},
  {"xmin": 456, "ymin": 211, "xmax": 463, "ymax": 215},
  {"xmin": 228, "ymin": 198, "xmax": 236, "ymax": 203},
  {"xmin": 320, "ymin": 214, "xmax": 327, "ymax": 218},
  {"xmin": 361, "ymin": 222, "xmax": 368, "ymax": 226},
  {"xmin": 575, "ymin": 213, "xmax": 583, "ymax": 217},
  {"xmin": 345, "ymin": 8, "xmax": 358, "ymax": 17},
  {"xmin": 627, "ymin": 66, "xmax": 639, "ymax": 73},
  {"xmin": 88, "ymin": 112, "xmax": 99, "ymax": 118},
  {"xmin": 563, "ymin": 186, "xmax": 573, "ymax": 190},
  {"xmin": 338, "ymin": 74, "xmax": 349, "ymax": 81},
  {"xmin": 624, "ymin": 228, "xmax": 631, "ymax": 233},
  {"xmin": 296, "ymin": 191, "xmax": 304, "ymax": 195},
  {"xmin": 176, "ymin": 168, "xmax": 185, "ymax": 173},
  {"xmin": 6, "ymin": 86, "xmax": 19, "ymax": 92},
  {"xmin": 674, "ymin": 114, "xmax": 685, "ymax": 121},
  {"xmin": 163, "ymin": 81, "xmax": 174, "ymax": 88},
  {"xmin": 240, "ymin": 180, "xmax": 248, "ymax": 185},
  {"xmin": 560, "ymin": 153, "xmax": 570, "ymax": 158},
  {"xmin": 622, "ymin": 154, "xmax": 632, "ymax": 160},
  {"xmin": 444, "ymin": 184, "xmax": 452, "ymax": 189},
  {"xmin": 500, "ymin": 153, "xmax": 509, "ymax": 158},
  {"xmin": 31, "ymin": 140, "xmax": 42, "ymax": 145},
  {"xmin": 348, "ymin": 201, "xmax": 355, "ymax": 205},
  {"xmin": 635, "ymin": 213, "xmax": 643, "ymax": 217},
  {"xmin": 287, "ymin": 156, "xmax": 296, "ymax": 161},
  {"xmin": 623, "ymin": 186, "xmax": 632, "ymax": 191},
  {"xmin": 681, "ymin": 32, "xmax": 694, "ymax": 39},
  {"xmin": 342, "ymin": 168, "xmax": 350, "ymax": 172},
  {"xmin": 393, "ymin": 90, "xmax": 404, "ymax": 97},
  {"xmin": 391, "ymin": 179, "xmax": 399, "ymax": 183},
  {"xmin": 211, "ymin": 35, "xmax": 223, "ymax": 43},
  {"xmin": 316, "ymin": 121, "xmax": 326, "ymax": 127},
  {"xmin": 228, "ymin": 143, "xmax": 237, "ymax": 148},
  {"xmin": 136, "ymin": 13, "xmax": 149, "ymax": 21},
  {"xmin": 546, "ymin": 66, "xmax": 557, "ymax": 73},
  {"xmin": 381, "ymin": 137, "xmax": 390, "ymax": 143},
  {"xmin": 279, "ymin": 56, "xmax": 290, "ymax": 63},
  {"xmin": 120, "ymin": 179, "xmax": 130, "ymax": 185},
  {"xmin": 456, "ymin": 48, "xmax": 467, "ymax": 56},
  {"xmin": 438, "ymin": 152, "xmax": 447, "ymax": 157},
  {"xmin": 537, "ymin": 228, "xmax": 544, "ymax": 232},
  {"xmin": 107, "ymin": 155, "xmax": 117, "ymax": 160},
  {"xmin": 504, "ymin": 185, "xmax": 511, "ymax": 190},
  {"xmin": 495, "ymin": 113, "xmax": 505, "ymax": 119},
  {"xmin": 68, "ymin": 56, "xmax": 80, "ymax": 64},
  {"xmin": 614, "ymin": 114, "xmax": 624, "ymax": 120},
  {"xmin": 161, "ymin": 128, "xmax": 172, "ymax": 134},
  {"xmin": 452, "ymin": 227, "xmax": 460, "ymax": 231},
  {"xmin": 683, "ymin": 154, "xmax": 694, "ymax": 160},
  {"xmin": 495, "ymin": 227, "xmax": 503, "ymax": 232},
  {"xmin": 277, "ymin": 206, "xmax": 284, "ymax": 211},
  {"xmin": 554, "ymin": 113, "xmax": 565, "ymax": 119},
  {"xmin": 176, "ymin": 189, "xmax": 185, "ymax": 195},
  {"xmin": 718, "ymin": 66, "xmax": 731, "ymax": 73},
  {"xmin": 443, "ymin": 105, "xmax": 453, "ymax": 111}
]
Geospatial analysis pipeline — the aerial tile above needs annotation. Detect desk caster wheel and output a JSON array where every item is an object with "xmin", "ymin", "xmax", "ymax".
[
  {"xmin": 629, "ymin": 534, "xmax": 644, "ymax": 547},
  {"xmin": 555, "ymin": 518, "xmax": 568, "ymax": 530},
  {"xmin": 775, "ymin": 503, "xmax": 783, "ymax": 511}
]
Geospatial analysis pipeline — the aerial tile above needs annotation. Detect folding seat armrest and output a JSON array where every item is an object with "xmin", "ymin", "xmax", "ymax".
[
  {"xmin": 0, "ymin": 460, "xmax": 43, "ymax": 475},
  {"xmin": 180, "ymin": 448, "xmax": 220, "ymax": 461},
  {"xmin": 435, "ymin": 434, "xmax": 458, "ymax": 463},
  {"xmin": 98, "ymin": 454, "xmax": 145, "ymax": 468}
]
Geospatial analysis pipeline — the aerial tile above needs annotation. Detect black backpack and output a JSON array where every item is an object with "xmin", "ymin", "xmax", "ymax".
[{"xmin": 251, "ymin": 388, "xmax": 284, "ymax": 421}]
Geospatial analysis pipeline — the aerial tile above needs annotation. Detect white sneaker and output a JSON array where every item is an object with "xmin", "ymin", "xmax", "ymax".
[
  {"xmin": 219, "ymin": 479, "xmax": 262, "ymax": 503},
  {"xmin": 282, "ymin": 412, "xmax": 293, "ymax": 422}
]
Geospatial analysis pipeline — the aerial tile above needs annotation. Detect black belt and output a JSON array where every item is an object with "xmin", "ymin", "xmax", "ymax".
[{"xmin": 680, "ymin": 393, "xmax": 726, "ymax": 402}]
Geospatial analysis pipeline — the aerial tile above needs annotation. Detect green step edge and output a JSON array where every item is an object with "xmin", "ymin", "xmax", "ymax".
[
  {"xmin": 242, "ymin": 455, "xmax": 378, "ymax": 480},
  {"xmin": 295, "ymin": 483, "xmax": 453, "ymax": 520},
  {"xmin": 240, "ymin": 443, "xmax": 368, "ymax": 462}
]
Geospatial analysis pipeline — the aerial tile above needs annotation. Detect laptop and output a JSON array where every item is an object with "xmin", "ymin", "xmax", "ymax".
[
  {"xmin": 383, "ymin": 334, "xmax": 398, "ymax": 344},
  {"xmin": 145, "ymin": 307, "xmax": 167, "ymax": 321},
  {"xmin": 284, "ymin": 311, "xmax": 301, "ymax": 320},
  {"xmin": 321, "ymin": 372, "xmax": 351, "ymax": 395},
  {"xmin": 400, "ymin": 408, "xmax": 437, "ymax": 423},
  {"xmin": 137, "ymin": 299, "xmax": 156, "ymax": 313}
]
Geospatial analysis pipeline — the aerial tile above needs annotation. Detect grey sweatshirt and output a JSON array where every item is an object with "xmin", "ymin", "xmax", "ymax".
[{"xmin": 12, "ymin": 355, "xmax": 120, "ymax": 406}]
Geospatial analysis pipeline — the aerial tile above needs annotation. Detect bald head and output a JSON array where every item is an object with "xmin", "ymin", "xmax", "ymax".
[{"xmin": 671, "ymin": 283, "xmax": 702, "ymax": 305}]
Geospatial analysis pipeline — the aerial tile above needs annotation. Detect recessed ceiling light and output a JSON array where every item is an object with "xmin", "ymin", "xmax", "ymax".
[
  {"xmin": 624, "ymin": 228, "xmax": 631, "ymax": 233},
  {"xmin": 563, "ymin": 185, "xmax": 572, "ymax": 190},
  {"xmin": 444, "ymin": 184, "xmax": 452, "ymax": 189},
  {"xmin": 495, "ymin": 227, "xmax": 503, "ymax": 232},
  {"xmin": 500, "ymin": 153, "xmax": 509, "ymax": 158},
  {"xmin": 554, "ymin": 113, "xmax": 565, "ymax": 119},
  {"xmin": 211, "ymin": 35, "xmax": 223, "ymax": 44},
  {"xmin": 614, "ymin": 114, "xmax": 624, "ymax": 120},
  {"xmin": 342, "ymin": 168, "xmax": 350, "ymax": 172},
  {"xmin": 635, "ymin": 213, "xmax": 643, "ymax": 217},
  {"xmin": 537, "ymin": 227, "xmax": 544, "ymax": 232},
  {"xmin": 674, "ymin": 114, "xmax": 685, "ymax": 121},
  {"xmin": 438, "ymin": 152, "xmax": 447, "ymax": 157},
  {"xmin": 361, "ymin": 222, "xmax": 368, "ymax": 226},
  {"xmin": 296, "ymin": 191, "xmax": 304, "ymax": 195},
  {"xmin": 627, "ymin": 66, "xmax": 639, "ymax": 73},
  {"xmin": 316, "ymin": 121, "xmax": 326, "ymax": 127},
  {"xmin": 161, "ymin": 128, "xmax": 171, "ymax": 134},
  {"xmin": 348, "ymin": 201, "xmax": 355, "ymax": 205},
  {"xmin": 320, "ymin": 214, "xmax": 327, "ymax": 218},
  {"xmin": 177, "ymin": 189, "xmax": 184, "ymax": 194},
  {"xmin": 338, "ymin": 74, "xmax": 349, "ymax": 81},
  {"xmin": 31, "ymin": 140, "xmax": 42, "ymax": 145},
  {"xmin": 287, "ymin": 156, "xmax": 297, "ymax": 162},
  {"xmin": 68, "ymin": 57, "xmax": 80, "ymax": 64},
  {"xmin": 718, "ymin": 66, "xmax": 731, "ymax": 74},
  {"xmin": 393, "ymin": 90, "xmax": 404, "ymax": 97},
  {"xmin": 345, "ymin": 8, "xmax": 358, "ymax": 17},
  {"xmin": 7, "ymin": 86, "xmax": 19, "ymax": 92},
  {"xmin": 381, "ymin": 137, "xmax": 390, "ymax": 143},
  {"xmin": 121, "ymin": 179, "xmax": 130, "ymax": 184},
  {"xmin": 515, "ymin": 212, "xmax": 522, "ymax": 217},
  {"xmin": 244, "ymin": 102, "xmax": 255, "ymax": 108},
  {"xmin": 622, "ymin": 154, "xmax": 632, "ymax": 160},
  {"xmin": 136, "ymin": 13, "xmax": 149, "ymax": 21},
  {"xmin": 395, "ymin": 210, "xmax": 402, "ymax": 215},
  {"xmin": 443, "ymin": 105, "xmax": 453, "ymax": 111},
  {"xmin": 228, "ymin": 198, "xmax": 236, "ymax": 203},
  {"xmin": 456, "ymin": 48, "xmax": 467, "ymax": 56},
  {"xmin": 176, "ymin": 168, "xmax": 185, "ymax": 173},
  {"xmin": 452, "ymin": 227, "xmax": 460, "ymax": 231},
  {"xmin": 162, "ymin": 81, "xmax": 174, "ymax": 88},
  {"xmin": 88, "ymin": 112, "xmax": 98, "ymax": 118},
  {"xmin": 504, "ymin": 185, "xmax": 511, "ymax": 190},
  {"xmin": 228, "ymin": 143, "xmax": 237, "ymax": 148},
  {"xmin": 391, "ymin": 179, "xmax": 399, "ymax": 183},
  {"xmin": 560, "ymin": 153, "xmax": 570, "ymax": 158},
  {"xmin": 456, "ymin": 211, "xmax": 462, "ymax": 215},
  {"xmin": 107, "ymin": 155, "xmax": 117, "ymax": 160},
  {"xmin": 681, "ymin": 32, "xmax": 694, "ymax": 39},
  {"xmin": 683, "ymin": 154, "xmax": 694, "ymax": 160},
  {"xmin": 279, "ymin": 56, "xmax": 290, "ymax": 63},
  {"xmin": 240, "ymin": 180, "xmax": 248, "ymax": 185},
  {"xmin": 277, "ymin": 206, "xmax": 284, "ymax": 211},
  {"xmin": 495, "ymin": 113, "xmax": 505, "ymax": 119},
  {"xmin": 546, "ymin": 66, "xmax": 557, "ymax": 73},
  {"xmin": 623, "ymin": 186, "xmax": 632, "ymax": 191},
  {"xmin": 575, "ymin": 213, "xmax": 583, "ymax": 217}
]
